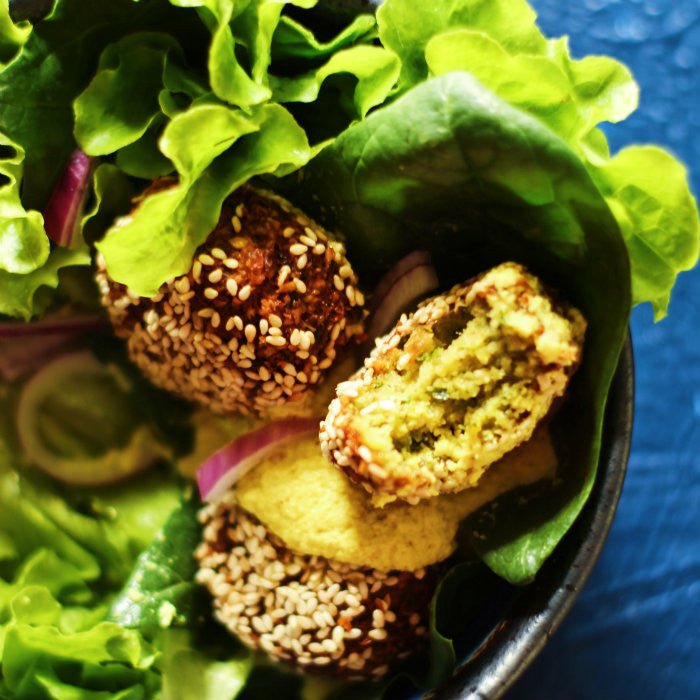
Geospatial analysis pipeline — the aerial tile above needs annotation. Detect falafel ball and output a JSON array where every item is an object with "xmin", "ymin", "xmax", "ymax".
[
  {"xmin": 96, "ymin": 183, "xmax": 365, "ymax": 418},
  {"xmin": 195, "ymin": 493, "xmax": 439, "ymax": 681},
  {"xmin": 321, "ymin": 262, "xmax": 586, "ymax": 505}
]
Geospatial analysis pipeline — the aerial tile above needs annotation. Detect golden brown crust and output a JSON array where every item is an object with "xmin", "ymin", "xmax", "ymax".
[
  {"xmin": 195, "ymin": 495, "xmax": 438, "ymax": 681},
  {"xmin": 96, "ymin": 184, "xmax": 365, "ymax": 417}
]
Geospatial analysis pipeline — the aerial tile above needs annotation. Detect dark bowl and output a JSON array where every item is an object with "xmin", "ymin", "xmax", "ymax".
[{"xmin": 428, "ymin": 335, "xmax": 634, "ymax": 699}]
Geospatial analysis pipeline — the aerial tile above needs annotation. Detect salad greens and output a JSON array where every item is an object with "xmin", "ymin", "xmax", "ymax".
[{"xmin": 0, "ymin": 0, "xmax": 698, "ymax": 698}]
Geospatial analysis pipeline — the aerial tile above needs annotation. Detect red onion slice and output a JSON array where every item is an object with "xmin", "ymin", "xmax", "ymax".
[
  {"xmin": 0, "ymin": 334, "xmax": 85, "ymax": 383},
  {"xmin": 366, "ymin": 252, "xmax": 439, "ymax": 342},
  {"xmin": 43, "ymin": 149, "xmax": 95, "ymax": 247},
  {"xmin": 197, "ymin": 417, "xmax": 320, "ymax": 503},
  {"xmin": 0, "ymin": 313, "xmax": 106, "ymax": 338}
]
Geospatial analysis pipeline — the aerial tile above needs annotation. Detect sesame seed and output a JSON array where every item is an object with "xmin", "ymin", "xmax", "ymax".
[
  {"xmin": 174, "ymin": 277, "xmax": 190, "ymax": 294},
  {"xmin": 223, "ymin": 258, "xmax": 239, "ymax": 269},
  {"xmin": 269, "ymin": 314, "xmax": 282, "ymax": 328},
  {"xmin": 259, "ymin": 319, "xmax": 269, "ymax": 335},
  {"xmin": 368, "ymin": 628, "xmax": 387, "ymax": 641},
  {"xmin": 198, "ymin": 308, "xmax": 214, "ymax": 318},
  {"xmin": 313, "ymin": 243, "xmax": 325, "ymax": 255},
  {"xmin": 339, "ymin": 264, "xmax": 353, "ymax": 279},
  {"xmin": 226, "ymin": 318, "xmax": 235, "ymax": 332},
  {"xmin": 211, "ymin": 312, "xmax": 221, "ymax": 328},
  {"xmin": 333, "ymin": 275, "xmax": 344, "ymax": 291},
  {"xmin": 303, "ymin": 227, "xmax": 317, "ymax": 241},
  {"xmin": 199, "ymin": 253, "xmax": 215, "ymax": 266},
  {"xmin": 208, "ymin": 269, "xmax": 223, "ymax": 284},
  {"xmin": 231, "ymin": 236, "xmax": 247, "ymax": 249},
  {"xmin": 204, "ymin": 288, "xmax": 218, "ymax": 300},
  {"xmin": 245, "ymin": 324, "xmax": 256, "ymax": 343},
  {"xmin": 192, "ymin": 260, "xmax": 202, "ymax": 282},
  {"xmin": 232, "ymin": 216, "xmax": 242, "ymax": 233},
  {"xmin": 299, "ymin": 235, "xmax": 316, "ymax": 247},
  {"xmin": 282, "ymin": 226, "xmax": 295, "ymax": 238},
  {"xmin": 290, "ymin": 329, "xmax": 301, "ymax": 346},
  {"xmin": 296, "ymin": 253, "xmax": 308, "ymax": 270},
  {"xmin": 238, "ymin": 285, "xmax": 252, "ymax": 301},
  {"xmin": 294, "ymin": 279, "xmax": 307, "ymax": 294},
  {"xmin": 233, "ymin": 316, "xmax": 244, "ymax": 331},
  {"xmin": 289, "ymin": 243, "xmax": 307, "ymax": 256},
  {"xmin": 266, "ymin": 336, "xmax": 286, "ymax": 347},
  {"xmin": 358, "ymin": 446, "xmax": 373, "ymax": 463},
  {"xmin": 226, "ymin": 278, "xmax": 238, "ymax": 296},
  {"xmin": 268, "ymin": 327, "xmax": 282, "ymax": 337}
]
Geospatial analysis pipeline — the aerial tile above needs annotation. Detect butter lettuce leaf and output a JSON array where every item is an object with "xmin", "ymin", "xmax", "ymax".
[
  {"xmin": 377, "ymin": 0, "xmax": 546, "ymax": 87},
  {"xmin": 590, "ymin": 146, "xmax": 700, "ymax": 320},
  {"xmin": 286, "ymin": 71, "xmax": 631, "ymax": 583},
  {"xmin": 376, "ymin": 0, "xmax": 695, "ymax": 317}
]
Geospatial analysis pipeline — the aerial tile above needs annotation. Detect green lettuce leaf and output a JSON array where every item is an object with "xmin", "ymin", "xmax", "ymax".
[
  {"xmin": 0, "ymin": 247, "xmax": 91, "ymax": 321},
  {"xmin": 376, "ymin": 0, "xmax": 546, "ymax": 88},
  {"xmin": 271, "ymin": 45, "xmax": 399, "ymax": 118},
  {"xmin": 158, "ymin": 628, "xmax": 253, "ymax": 700},
  {"xmin": 285, "ymin": 71, "xmax": 631, "ymax": 583},
  {"xmin": 424, "ymin": 29, "xmax": 638, "ymax": 151},
  {"xmin": 271, "ymin": 13, "xmax": 377, "ymax": 62},
  {"xmin": 74, "ymin": 32, "xmax": 183, "ymax": 155},
  {"xmin": 108, "ymin": 490, "xmax": 203, "ymax": 633},
  {"xmin": 96, "ymin": 102, "xmax": 310, "ymax": 295},
  {"xmin": 376, "ymin": 0, "xmax": 696, "ymax": 317},
  {"xmin": 590, "ymin": 146, "xmax": 700, "ymax": 319},
  {"xmin": 0, "ymin": 131, "xmax": 48, "ymax": 275},
  {"xmin": 0, "ymin": 1, "xmax": 30, "ymax": 68},
  {"xmin": 0, "ymin": 585, "xmax": 157, "ymax": 699}
]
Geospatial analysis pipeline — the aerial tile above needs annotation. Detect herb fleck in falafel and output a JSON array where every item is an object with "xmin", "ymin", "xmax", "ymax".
[
  {"xmin": 195, "ymin": 495, "xmax": 438, "ymax": 681},
  {"xmin": 321, "ymin": 262, "xmax": 586, "ymax": 505},
  {"xmin": 96, "ymin": 183, "xmax": 365, "ymax": 417}
]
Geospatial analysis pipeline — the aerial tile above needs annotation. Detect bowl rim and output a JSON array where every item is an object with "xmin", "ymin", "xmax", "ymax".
[{"xmin": 426, "ymin": 334, "xmax": 634, "ymax": 700}]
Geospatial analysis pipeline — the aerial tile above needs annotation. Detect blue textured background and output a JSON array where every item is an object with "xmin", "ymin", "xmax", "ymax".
[{"xmin": 507, "ymin": 2, "xmax": 700, "ymax": 699}]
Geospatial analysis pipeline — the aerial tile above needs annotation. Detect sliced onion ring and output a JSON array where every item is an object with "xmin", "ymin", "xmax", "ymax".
[
  {"xmin": 43, "ymin": 149, "xmax": 95, "ymax": 247},
  {"xmin": 366, "ymin": 251, "xmax": 439, "ymax": 342},
  {"xmin": 197, "ymin": 417, "xmax": 321, "ymax": 503}
]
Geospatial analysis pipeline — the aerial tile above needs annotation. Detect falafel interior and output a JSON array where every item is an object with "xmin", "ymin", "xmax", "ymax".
[
  {"xmin": 322, "ymin": 262, "xmax": 585, "ymax": 505},
  {"xmin": 234, "ymin": 430, "xmax": 558, "ymax": 572}
]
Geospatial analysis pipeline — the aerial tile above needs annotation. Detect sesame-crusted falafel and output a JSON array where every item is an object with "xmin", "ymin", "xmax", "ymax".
[
  {"xmin": 195, "ymin": 495, "xmax": 438, "ymax": 681},
  {"xmin": 321, "ymin": 262, "xmax": 586, "ymax": 505},
  {"xmin": 96, "ymin": 183, "xmax": 365, "ymax": 418}
]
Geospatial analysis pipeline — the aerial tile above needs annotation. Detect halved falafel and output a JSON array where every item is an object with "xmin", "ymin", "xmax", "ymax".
[
  {"xmin": 96, "ymin": 184, "xmax": 365, "ymax": 418},
  {"xmin": 320, "ymin": 262, "xmax": 585, "ymax": 505}
]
